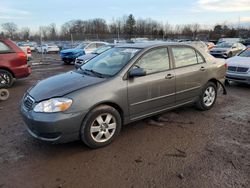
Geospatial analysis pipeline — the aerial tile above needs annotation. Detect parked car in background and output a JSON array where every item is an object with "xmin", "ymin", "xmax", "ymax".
[
  {"xmin": 60, "ymin": 41, "xmax": 108, "ymax": 64},
  {"xmin": 17, "ymin": 41, "xmax": 36, "ymax": 52},
  {"xmin": 0, "ymin": 38, "xmax": 31, "ymax": 87},
  {"xmin": 36, "ymin": 44, "xmax": 60, "ymax": 53},
  {"xmin": 242, "ymin": 39, "xmax": 250, "ymax": 47},
  {"xmin": 205, "ymin": 42, "xmax": 215, "ymax": 50},
  {"xmin": 210, "ymin": 42, "xmax": 246, "ymax": 58},
  {"xmin": 226, "ymin": 47, "xmax": 250, "ymax": 84},
  {"xmin": 75, "ymin": 44, "xmax": 115, "ymax": 69},
  {"xmin": 217, "ymin": 38, "xmax": 241, "ymax": 44},
  {"xmin": 21, "ymin": 42, "xmax": 226, "ymax": 148}
]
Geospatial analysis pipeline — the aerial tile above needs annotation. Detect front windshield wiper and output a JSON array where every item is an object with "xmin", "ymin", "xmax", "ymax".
[{"xmin": 84, "ymin": 69, "xmax": 110, "ymax": 78}]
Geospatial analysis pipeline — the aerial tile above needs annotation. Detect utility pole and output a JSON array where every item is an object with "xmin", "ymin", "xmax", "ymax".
[
  {"xmin": 71, "ymin": 34, "xmax": 73, "ymax": 48},
  {"xmin": 238, "ymin": 16, "xmax": 241, "ymax": 38}
]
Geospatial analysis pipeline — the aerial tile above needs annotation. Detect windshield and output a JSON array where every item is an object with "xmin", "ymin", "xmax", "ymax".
[
  {"xmin": 75, "ymin": 42, "xmax": 89, "ymax": 49},
  {"xmin": 216, "ymin": 43, "xmax": 232, "ymax": 48},
  {"xmin": 93, "ymin": 45, "xmax": 113, "ymax": 54},
  {"xmin": 81, "ymin": 47, "xmax": 140, "ymax": 77},
  {"xmin": 238, "ymin": 48, "xmax": 250, "ymax": 57}
]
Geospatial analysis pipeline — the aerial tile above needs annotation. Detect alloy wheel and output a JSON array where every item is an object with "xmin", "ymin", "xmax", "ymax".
[
  {"xmin": 90, "ymin": 113, "xmax": 117, "ymax": 143},
  {"xmin": 203, "ymin": 86, "xmax": 216, "ymax": 107}
]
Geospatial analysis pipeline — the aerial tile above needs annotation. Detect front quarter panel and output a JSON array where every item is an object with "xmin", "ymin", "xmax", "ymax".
[{"xmin": 65, "ymin": 76, "xmax": 129, "ymax": 123}]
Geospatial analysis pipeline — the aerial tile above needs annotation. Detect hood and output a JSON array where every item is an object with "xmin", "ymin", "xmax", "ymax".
[
  {"xmin": 77, "ymin": 53, "xmax": 97, "ymax": 61},
  {"xmin": 60, "ymin": 48, "xmax": 83, "ymax": 54},
  {"xmin": 29, "ymin": 71, "xmax": 105, "ymax": 101},
  {"xmin": 210, "ymin": 47, "xmax": 230, "ymax": 52},
  {"xmin": 226, "ymin": 56, "xmax": 250, "ymax": 68}
]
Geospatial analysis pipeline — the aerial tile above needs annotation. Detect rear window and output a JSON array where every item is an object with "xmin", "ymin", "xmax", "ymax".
[{"xmin": 0, "ymin": 42, "xmax": 12, "ymax": 53}]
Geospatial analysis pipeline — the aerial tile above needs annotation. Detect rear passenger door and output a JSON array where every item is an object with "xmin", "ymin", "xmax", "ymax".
[{"xmin": 171, "ymin": 46, "xmax": 207, "ymax": 104}]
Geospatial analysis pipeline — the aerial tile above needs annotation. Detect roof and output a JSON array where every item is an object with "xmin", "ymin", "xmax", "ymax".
[{"xmin": 115, "ymin": 41, "xmax": 183, "ymax": 49}]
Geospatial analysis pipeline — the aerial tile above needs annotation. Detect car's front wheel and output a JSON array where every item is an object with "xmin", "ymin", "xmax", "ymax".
[
  {"xmin": 196, "ymin": 82, "xmax": 217, "ymax": 110},
  {"xmin": 80, "ymin": 105, "xmax": 122, "ymax": 148}
]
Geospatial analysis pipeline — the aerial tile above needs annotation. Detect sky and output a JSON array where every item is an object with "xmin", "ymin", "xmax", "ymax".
[{"xmin": 0, "ymin": 0, "xmax": 250, "ymax": 31}]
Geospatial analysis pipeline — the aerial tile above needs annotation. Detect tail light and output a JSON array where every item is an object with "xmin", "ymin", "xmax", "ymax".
[
  {"xmin": 224, "ymin": 63, "xmax": 228, "ymax": 69},
  {"xmin": 27, "ymin": 47, "xmax": 31, "ymax": 54},
  {"xmin": 17, "ymin": 52, "xmax": 27, "ymax": 60}
]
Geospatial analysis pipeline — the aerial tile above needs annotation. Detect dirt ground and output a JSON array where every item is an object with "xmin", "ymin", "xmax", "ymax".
[{"xmin": 0, "ymin": 53, "xmax": 249, "ymax": 188}]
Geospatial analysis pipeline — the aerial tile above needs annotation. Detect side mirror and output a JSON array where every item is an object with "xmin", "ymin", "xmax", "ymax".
[{"xmin": 129, "ymin": 68, "xmax": 146, "ymax": 78}]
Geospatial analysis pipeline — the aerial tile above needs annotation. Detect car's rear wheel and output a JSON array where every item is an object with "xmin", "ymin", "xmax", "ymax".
[
  {"xmin": 80, "ymin": 105, "xmax": 122, "ymax": 148},
  {"xmin": 0, "ymin": 70, "xmax": 14, "ymax": 88},
  {"xmin": 196, "ymin": 82, "xmax": 217, "ymax": 110}
]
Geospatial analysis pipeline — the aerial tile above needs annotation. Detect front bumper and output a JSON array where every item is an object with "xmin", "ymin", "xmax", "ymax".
[
  {"xmin": 226, "ymin": 72, "xmax": 250, "ymax": 84},
  {"xmin": 20, "ymin": 103, "xmax": 86, "ymax": 143}
]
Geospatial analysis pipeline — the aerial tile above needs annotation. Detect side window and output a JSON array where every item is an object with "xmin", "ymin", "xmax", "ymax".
[
  {"xmin": 0, "ymin": 42, "xmax": 11, "ymax": 53},
  {"xmin": 87, "ymin": 43, "xmax": 97, "ymax": 49},
  {"xmin": 196, "ymin": 52, "xmax": 205, "ymax": 63},
  {"xmin": 135, "ymin": 48, "xmax": 170, "ymax": 74},
  {"xmin": 172, "ymin": 47, "xmax": 199, "ymax": 68},
  {"xmin": 96, "ymin": 43, "xmax": 105, "ymax": 48}
]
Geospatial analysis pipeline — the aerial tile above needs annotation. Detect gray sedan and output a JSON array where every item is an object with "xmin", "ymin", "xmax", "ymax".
[{"xmin": 21, "ymin": 43, "xmax": 226, "ymax": 148}]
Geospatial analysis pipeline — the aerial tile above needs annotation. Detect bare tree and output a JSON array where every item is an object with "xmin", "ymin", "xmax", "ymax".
[
  {"xmin": 19, "ymin": 27, "xmax": 30, "ymax": 40},
  {"xmin": 1, "ymin": 22, "xmax": 18, "ymax": 39}
]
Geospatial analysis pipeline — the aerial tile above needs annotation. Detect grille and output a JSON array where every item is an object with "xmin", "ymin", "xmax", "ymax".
[
  {"xmin": 228, "ymin": 66, "xmax": 249, "ymax": 73},
  {"xmin": 24, "ymin": 95, "xmax": 35, "ymax": 110}
]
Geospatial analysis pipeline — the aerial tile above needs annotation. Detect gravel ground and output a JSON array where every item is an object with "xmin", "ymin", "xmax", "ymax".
[{"xmin": 0, "ymin": 54, "xmax": 249, "ymax": 188}]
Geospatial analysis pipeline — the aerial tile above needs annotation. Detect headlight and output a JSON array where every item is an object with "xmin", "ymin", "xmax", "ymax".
[{"xmin": 33, "ymin": 98, "xmax": 73, "ymax": 113}]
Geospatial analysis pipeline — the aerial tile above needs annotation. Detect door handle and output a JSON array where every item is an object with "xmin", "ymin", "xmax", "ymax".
[
  {"xmin": 200, "ymin": 66, "xmax": 206, "ymax": 71},
  {"xmin": 165, "ymin": 74, "xmax": 175, "ymax": 79}
]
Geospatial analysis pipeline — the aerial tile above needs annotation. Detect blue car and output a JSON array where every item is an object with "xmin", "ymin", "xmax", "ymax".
[
  {"xmin": 60, "ymin": 42, "xmax": 108, "ymax": 64},
  {"xmin": 60, "ymin": 42, "xmax": 88, "ymax": 64}
]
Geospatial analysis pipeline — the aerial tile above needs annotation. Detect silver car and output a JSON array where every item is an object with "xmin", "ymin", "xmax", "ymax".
[
  {"xmin": 210, "ymin": 42, "xmax": 246, "ymax": 58},
  {"xmin": 21, "ymin": 43, "xmax": 226, "ymax": 148},
  {"xmin": 226, "ymin": 47, "xmax": 250, "ymax": 84}
]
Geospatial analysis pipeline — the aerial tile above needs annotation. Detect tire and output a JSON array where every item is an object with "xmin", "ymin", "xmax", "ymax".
[
  {"xmin": 0, "ymin": 70, "xmax": 14, "ymax": 88},
  {"xmin": 80, "ymin": 105, "xmax": 122, "ymax": 148},
  {"xmin": 0, "ymin": 89, "xmax": 9, "ymax": 101},
  {"xmin": 196, "ymin": 82, "xmax": 217, "ymax": 111},
  {"xmin": 63, "ymin": 60, "xmax": 71, "ymax": 65},
  {"xmin": 224, "ymin": 79, "xmax": 230, "ymax": 86}
]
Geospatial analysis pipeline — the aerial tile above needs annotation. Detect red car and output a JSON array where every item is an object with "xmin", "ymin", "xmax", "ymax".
[{"xmin": 0, "ymin": 38, "xmax": 31, "ymax": 87}]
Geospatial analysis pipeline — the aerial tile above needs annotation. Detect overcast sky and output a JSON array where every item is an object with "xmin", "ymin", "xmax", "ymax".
[{"xmin": 0, "ymin": 0, "xmax": 250, "ymax": 30}]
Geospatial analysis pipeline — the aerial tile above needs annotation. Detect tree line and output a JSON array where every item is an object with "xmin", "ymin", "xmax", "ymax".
[{"xmin": 1, "ymin": 14, "xmax": 250, "ymax": 42}]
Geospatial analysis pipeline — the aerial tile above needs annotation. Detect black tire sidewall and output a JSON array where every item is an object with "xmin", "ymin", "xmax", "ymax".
[{"xmin": 80, "ymin": 105, "xmax": 122, "ymax": 148}]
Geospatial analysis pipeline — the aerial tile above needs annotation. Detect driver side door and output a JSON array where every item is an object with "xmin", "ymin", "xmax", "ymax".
[{"xmin": 127, "ymin": 47, "xmax": 176, "ymax": 121}]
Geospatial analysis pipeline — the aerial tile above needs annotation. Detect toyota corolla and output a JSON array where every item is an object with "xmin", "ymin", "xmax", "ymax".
[{"xmin": 21, "ymin": 43, "xmax": 226, "ymax": 148}]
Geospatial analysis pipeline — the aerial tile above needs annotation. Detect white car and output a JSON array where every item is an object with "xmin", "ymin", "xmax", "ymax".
[
  {"xmin": 226, "ymin": 47, "xmax": 250, "ymax": 84},
  {"xmin": 36, "ymin": 44, "xmax": 60, "ymax": 53},
  {"xmin": 83, "ymin": 41, "xmax": 109, "ymax": 54}
]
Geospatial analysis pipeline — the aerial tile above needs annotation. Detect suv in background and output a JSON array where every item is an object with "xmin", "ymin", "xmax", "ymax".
[{"xmin": 0, "ymin": 38, "xmax": 31, "ymax": 87}]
